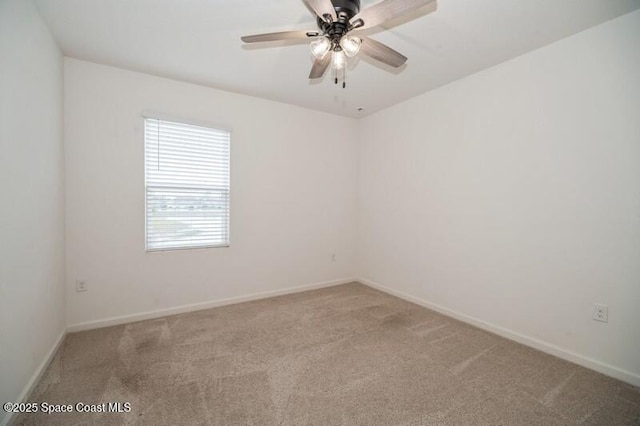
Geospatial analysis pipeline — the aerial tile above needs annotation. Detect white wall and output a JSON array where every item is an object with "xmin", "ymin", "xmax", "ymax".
[
  {"xmin": 0, "ymin": 0, "xmax": 66, "ymax": 423},
  {"xmin": 357, "ymin": 11, "xmax": 640, "ymax": 383},
  {"xmin": 64, "ymin": 59, "xmax": 357, "ymax": 327}
]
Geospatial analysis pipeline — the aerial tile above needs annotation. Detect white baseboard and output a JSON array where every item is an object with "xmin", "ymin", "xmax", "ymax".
[
  {"xmin": 359, "ymin": 277, "xmax": 640, "ymax": 387},
  {"xmin": 67, "ymin": 277, "xmax": 356, "ymax": 332},
  {"xmin": 2, "ymin": 329, "xmax": 66, "ymax": 426}
]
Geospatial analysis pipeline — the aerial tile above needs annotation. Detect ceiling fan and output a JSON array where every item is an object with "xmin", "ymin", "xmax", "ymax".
[{"xmin": 241, "ymin": 0, "xmax": 437, "ymax": 87}]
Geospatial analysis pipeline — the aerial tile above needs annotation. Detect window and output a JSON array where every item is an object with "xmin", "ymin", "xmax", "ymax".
[{"xmin": 144, "ymin": 117, "xmax": 230, "ymax": 251}]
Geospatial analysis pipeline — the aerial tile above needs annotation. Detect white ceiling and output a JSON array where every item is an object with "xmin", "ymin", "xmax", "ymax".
[{"xmin": 36, "ymin": 0, "xmax": 640, "ymax": 118}]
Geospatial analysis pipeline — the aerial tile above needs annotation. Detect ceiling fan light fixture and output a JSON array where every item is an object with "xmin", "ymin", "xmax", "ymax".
[
  {"xmin": 340, "ymin": 35, "xmax": 362, "ymax": 57},
  {"xmin": 241, "ymin": 0, "xmax": 439, "ymax": 83},
  {"xmin": 310, "ymin": 37, "xmax": 331, "ymax": 60},
  {"xmin": 332, "ymin": 50, "xmax": 346, "ymax": 69}
]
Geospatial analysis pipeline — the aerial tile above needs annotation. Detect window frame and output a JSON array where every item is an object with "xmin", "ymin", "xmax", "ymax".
[{"xmin": 143, "ymin": 113, "xmax": 231, "ymax": 252}]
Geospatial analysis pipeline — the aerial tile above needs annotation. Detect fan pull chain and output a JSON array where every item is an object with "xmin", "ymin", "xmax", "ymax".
[
  {"xmin": 333, "ymin": 61, "xmax": 347, "ymax": 89},
  {"xmin": 334, "ymin": 67, "xmax": 346, "ymax": 88}
]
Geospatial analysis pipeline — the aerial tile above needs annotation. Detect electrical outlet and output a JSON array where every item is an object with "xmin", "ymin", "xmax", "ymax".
[
  {"xmin": 593, "ymin": 303, "xmax": 608, "ymax": 322},
  {"xmin": 331, "ymin": 253, "xmax": 336, "ymax": 262},
  {"xmin": 76, "ymin": 280, "xmax": 88, "ymax": 292}
]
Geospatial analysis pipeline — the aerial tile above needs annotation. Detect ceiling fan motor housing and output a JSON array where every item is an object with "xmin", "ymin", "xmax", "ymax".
[
  {"xmin": 332, "ymin": 0, "xmax": 361, "ymax": 17},
  {"xmin": 317, "ymin": 0, "xmax": 361, "ymax": 48}
]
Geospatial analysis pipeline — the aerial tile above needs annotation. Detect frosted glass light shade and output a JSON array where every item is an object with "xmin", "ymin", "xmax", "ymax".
[
  {"xmin": 310, "ymin": 37, "xmax": 331, "ymax": 60},
  {"xmin": 332, "ymin": 50, "xmax": 346, "ymax": 69},
  {"xmin": 339, "ymin": 35, "xmax": 361, "ymax": 57}
]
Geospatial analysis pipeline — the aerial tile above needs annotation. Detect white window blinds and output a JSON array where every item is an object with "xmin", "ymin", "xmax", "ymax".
[{"xmin": 144, "ymin": 117, "xmax": 230, "ymax": 251}]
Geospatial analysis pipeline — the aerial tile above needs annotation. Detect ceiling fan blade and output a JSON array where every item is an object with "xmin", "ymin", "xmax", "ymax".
[
  {"xmin": 241, "ymin": 31, "xmax": 319, "ymax": 43},
  {"xmin": 302, "ymin": 0, "xmax": 337, "ymax": 22},
  {"xmin": 360, "ymin": 37, "xmax": 407, "ymax": 68},
  {"xmin": 309, "ymin": 54, "xmax": 332, "ymax": 79},
  {"xmin": 351, "ymin": 0, "xmax": 436, "ymax": 30}
]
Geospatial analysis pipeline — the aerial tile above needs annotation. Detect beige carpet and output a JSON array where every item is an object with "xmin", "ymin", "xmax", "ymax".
[{"xmin": 16, "ymin": 282, "xmax": 640, "ymax": 425}]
